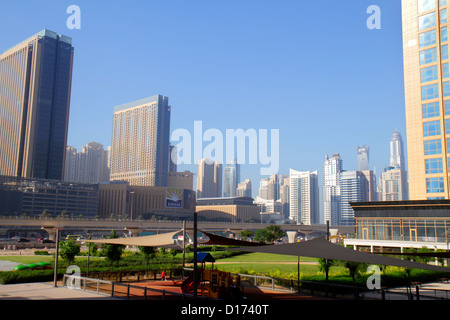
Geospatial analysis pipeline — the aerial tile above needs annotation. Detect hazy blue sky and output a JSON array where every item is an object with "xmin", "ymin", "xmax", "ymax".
[{"xmin": 0, "ymin": 1, "xmax": 406, "ymax": 195}]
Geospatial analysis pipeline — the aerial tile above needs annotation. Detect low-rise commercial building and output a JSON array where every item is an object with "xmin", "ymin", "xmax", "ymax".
[
  {"xmin": 196, "ymin": 197, "xmax": 260, "ymax": 222},
  {"xmin": 344, "ymin": 200, "xmax": 450, "ymax": 253}
]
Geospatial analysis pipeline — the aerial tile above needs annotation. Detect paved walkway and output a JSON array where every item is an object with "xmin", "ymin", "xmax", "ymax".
[{"xmin": 0, "ymin": 282, "xmax": 120, "ymax": 300}]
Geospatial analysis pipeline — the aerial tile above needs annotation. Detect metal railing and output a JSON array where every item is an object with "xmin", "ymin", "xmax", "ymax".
[{"xmin": 62, "ymin": 274, "xmax": 201, "ymax": 300}]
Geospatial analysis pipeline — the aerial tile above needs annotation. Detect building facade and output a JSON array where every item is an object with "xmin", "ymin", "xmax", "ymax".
[
  {"xmin": 110, "ymin": 95, "xmax": 171, "ymax": 187},
  {"xmin": 65, "ymin": 142, "xmax": 110, "ymax": 184},
  {"xmin": 223, "ymin": 160, "xmax": 240, "ymax": 197},
  {"xmin": 0, "ymin": 29, "xmax": 74, "ymax": 180},
  {"xmin": 98, "ymin": 182, "xmax": 195, "ymax": 219},
  {"xmin": 237, "ymin": 179, "xmax": 252, "ymax": 197},
  {"xmin": 344, "ymin": 200, "xmax": 450, "ymax": 253},
  {"xmin": 196, "ymin": 197, "xmax": 260, "ymax": 222},
  {"xmin": 289, "ymin": 169, "xmax": 319, "ymax": 225},
  {"xmin": 0, "ymin": 175, "xmax": 98, "ymax": 218},
  {"xmin": 196, "ymin": 159, "xmax": 222, "ymax": 198},
  {"xmin": 339, "ymin": 171, "xmax": 364, "ymax": 226},
  {"xmin": 357, "ymin": 146, "xmax": 370, "ymax": 171},
  {"xmin": 323, "ymin": 154, "xmax": 343, "ymax": 225},
  {"xmin": 402, "ymin": 0, "xmax": 450, "ymax": 199}
]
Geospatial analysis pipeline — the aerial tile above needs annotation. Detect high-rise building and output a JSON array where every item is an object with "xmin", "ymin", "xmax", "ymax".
[
  {"xmin": 279, "ymin": 177, "xmax": 290, "ymax": 219},
  {"xmin": 323, "ymin": 154, "xmax": 343, "ymax": 225},
  {"xmin": 64, "ymin": 142, "xmax": 110, "ymax": 184},
  {"xmin": 196, "ymin": 159, "xmax": 222, "ymax": 198},
  {"xmin": 223, "ymin": 160, "xmax": 240, "ymax": 197},
  {"xmin": 390, "ymin": 131, "xmax": 407, "ymax": 170},
  {"xmin": 237, "ymin": 179, "xmax": 252, "ymax": 198},
  {"xmin": 0, "ymin": 29, "xmax": 74, "ymax": 180},
  {"xmin": 289, "ymin": 169, "xmax": 319, "ymax": 225},
  {"xmin": 339, "ymin": 171, "xmax": 364, "ymax": 226},
  {"xmin": 357, "ymin": 146, "xmax": 370, "ymax": 171},
  {"xmin": 402, "ymin": 0, "xmax": 450, "ymax": 199},
  {"xmin": 110, "ymin": 95, "xmax": 171, "ymax": 187},
  {"xmin": 379, "ymin": 166, "xmax": 409, "ymax": 201}
]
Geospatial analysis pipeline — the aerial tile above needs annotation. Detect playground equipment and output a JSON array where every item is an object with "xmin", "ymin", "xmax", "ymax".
[{"xmin": 180, "ymin": 252, "xmax": 243, "ymax": 299}]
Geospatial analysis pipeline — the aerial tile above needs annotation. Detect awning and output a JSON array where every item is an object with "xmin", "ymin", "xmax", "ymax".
[
  {"xmin": 199, "ymin": 230, "xmax": 266, "ymax": 247},
  {"xmin": 85, "ymin": 230, "xmax": 182, "ymax": 247},
  {"xmin": 228, "ymin": 237, "xmax": 450, "ymax": 273}
]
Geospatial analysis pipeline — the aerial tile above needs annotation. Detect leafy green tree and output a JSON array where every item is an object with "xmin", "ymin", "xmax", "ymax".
[
  {"xmin": 254, "ymin": 225, "xmax": 285, "ymax": 244},
  {"xmin": 239, "ymin": 230, "xmax": 254, "ymax": 241},
  {"xmin": 169, "ymin": 248, "xmax": 178, "ymax": 259},
  {"xmin": 59, "ymin": 240, "xmax": 81, "ymax": 267},
  {"xmin": 344, "ymin": 261, "xmax": 367, "ymax": 283},
  {"xmin": 101, "ymin": 230, "xmax": 125, "ymax": 272},
  {"xmin": 139, "ymin": 246, "xmax": 156, "ymax": 271},
  {"xmin": 417, "ymin": 246, "xmax": 434, "ymax": 264}
]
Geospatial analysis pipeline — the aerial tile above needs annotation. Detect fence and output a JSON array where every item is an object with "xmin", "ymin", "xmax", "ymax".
[{"xmin": 62, "ymin": 274, "xmax": 202, "ymax": 300}]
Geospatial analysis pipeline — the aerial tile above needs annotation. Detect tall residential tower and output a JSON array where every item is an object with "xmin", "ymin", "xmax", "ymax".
[
  {"xmin": 110, "ymin": 95, "xmax": 171, "ymax": 187},
  {"xmin": 0, "ymin": 29, "xmax": 74, "ymax": 180},
  {"xmin": 402, "ymin": 0, "xmax": 450, "ymax": 199}
]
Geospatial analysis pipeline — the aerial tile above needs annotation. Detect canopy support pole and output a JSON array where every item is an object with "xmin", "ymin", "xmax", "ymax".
[{"xmin": 193, "ymin": 212, "xmax": 198, "ymax": 298}]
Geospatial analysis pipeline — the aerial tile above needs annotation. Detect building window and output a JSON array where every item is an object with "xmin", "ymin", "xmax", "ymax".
[
  {"xmin": 426, "ymin": 177, "xmax": 445, "ymax": 193},
  {"xmin": 420, "ymin": 47, "xmax": 437, "ymax": 65},
  {"xmin": 423, "ymin": 120, "xmax": 441, "ymax": 136},
  {"xmin": 441, "ymin": 0, "xmax": 447, "ymax": 7},
  {"xmin": 423, "ymin": 101, "xmax": 441, "ymax": 118},
  {"xmin": 445, "ymin": 100, "xmax": 450, "ymax": 115},
  {"xmin": 441, "ymin": 8, "xmax": 448, "ymax": 24},
  {"xmin": 442, "ymin": 27, "xmax": 448, "ymax": 42},
  {"xmin": 419, "ymin": 12, "xmax": 436, "ymax": 30},
  {"xmin": 447, "ymin": 119, "xmax": 450, "ymax": 134},
  {"xmin": 443, "ymin": 45, "xmax": 449, "ymax": 60},
  {"xmin": 421, "ymin": 65, "xmax": 439, "ymax": 82},
  {"xmin": 425, "ymin": 158, "xmax": 444, "ymax": 173},
  {"xmin": 444, "ymin": 63, "xmax": 450, "ymax": 78},
  {"xmin": 424, "ymin": 139, "xmax": 442, "ymax": 155},
  {"xmin": 419, "ymin": 0, "xmax": 436, "ymax": 14},
  {"xmin": 421, "ymin": 83, "xmax": 439, "ymax": 100},
  {"xmin": 420, "ymin": 29, "xmax": 437, "ymax": 47},
  {"xmin": 445, "ymin": 81, "xmax": 450, "ymax": 96}
]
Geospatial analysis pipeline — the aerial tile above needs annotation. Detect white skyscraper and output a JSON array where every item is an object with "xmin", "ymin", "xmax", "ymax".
[
  {"xmin": 339, "ymin": 171, "xmax": 364, "ymax": 226},
  {"xmin": 390, "ymin": 131, "xmax": 406, "ymax": 170},
  {"xmin": 223, "ymin": 160, "xmax": 240, "ymax": 197},
  {"xmin": 323, "ymin": 154, "xmax": 343, "ymax": 225},
  {"xmin": 289, "ymin": 169, "xmax": 319, "ymax": 225},
  {"xmin": 357, "ymin": 145, "xmax": 370, "ymax": 171}
]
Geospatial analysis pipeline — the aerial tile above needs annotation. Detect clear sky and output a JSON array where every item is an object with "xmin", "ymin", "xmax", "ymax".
[{"xmin": 0, "ymin": 0, "xmax": 406, "ymax": 197}]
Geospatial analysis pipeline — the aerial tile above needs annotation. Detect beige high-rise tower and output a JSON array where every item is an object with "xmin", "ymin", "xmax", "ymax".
[
  {"xmin": 110, "ymin": 95, "xmax": 171, "ymax": 187},
  {"xmin": 402, "ymin": 0, "xmax": 450, "ymax": 199},
  {"xmin": 196, "ymin": 159, "xmax": 222, "ymax": 198}
]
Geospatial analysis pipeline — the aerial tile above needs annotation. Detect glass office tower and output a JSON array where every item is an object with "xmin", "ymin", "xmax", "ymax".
[
  {"xmin": 402, "ymin": 0, "xmax": 450, "ymax": 199},
  {"xmin": 0, "ymin": 29, "xmax": 74, "ymax": 180}
]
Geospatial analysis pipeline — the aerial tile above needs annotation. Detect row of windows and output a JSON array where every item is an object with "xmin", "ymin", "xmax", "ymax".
[
  {"xmin": 421, "ymin": 63, "xmax": 449, "ymax": 82},
  {"xmin": 420, "ymin": 0, "xmax": 449, "ymax": 194},
  {"xmin": 419, "ymin": 0, "xmax": 447, "ymax": 14}
]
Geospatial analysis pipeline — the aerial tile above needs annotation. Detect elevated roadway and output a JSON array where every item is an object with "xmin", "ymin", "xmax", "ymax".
[{"xmin": 0, "ymin": 216, "xmax": 355, "ymax": 241}]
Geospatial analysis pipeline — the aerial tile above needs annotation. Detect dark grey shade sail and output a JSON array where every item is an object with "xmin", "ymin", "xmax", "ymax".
[{"xmin": 228, "ymin": 237, "xmax": 450, "ymax": 273}]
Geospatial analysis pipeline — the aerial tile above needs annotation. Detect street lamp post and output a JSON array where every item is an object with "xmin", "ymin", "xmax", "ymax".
[{"xmin": 53, "ymin": 228, "xmax": 61, "ymax": 287}]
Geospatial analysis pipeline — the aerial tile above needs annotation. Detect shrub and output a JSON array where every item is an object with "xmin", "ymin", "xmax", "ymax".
[{"xmin": 34, "ymin": 250, "xmax": 50, "ymax": 255}]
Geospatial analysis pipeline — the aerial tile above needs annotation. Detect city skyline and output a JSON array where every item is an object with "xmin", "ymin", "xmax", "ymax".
[{"xmin": 0, "ymin": 1, "xmax": 407, "ymax": 198}]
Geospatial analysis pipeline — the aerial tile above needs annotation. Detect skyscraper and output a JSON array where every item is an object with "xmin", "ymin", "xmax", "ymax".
[
  {"xmin": 64, "ymin": 142, "xmax": 110, "ymax": 184},
  {"xmin": 223, "ymin": 160, "xmax": 240, "ymax": 197},
  {"xmin": 390, "ymin": 131, "xmax": 406, "ymax": 170},
  {"xmin": 339, "ymin": 171, "xmax": 364, "ymax": 226},
  {"xmin": 323, "ymin": 154, "xmax": 343, "ymax": 225},
  {"xmin": 356, "ymin": 146, "xmax": 370, "ymax": 171},
  {"xmin": 0, "ymin": 29, "xmax": 74, "ymax": 180},
  {"xmin": 237, "ymin": 179, "xmax": 252, "ymax": 198},
  {"xmin": 402, "ymin": 0, "xmax": 449, "ymax": 199},
  {"xmin": 196, "ymin": 159, "xmax": 222, "ymax": 198},
  {"xmin": 110, "ymin": 95, "xmax": 171, "ymax": 187},
  {"xmin": 289, "ymin": 169, "xmax": 319, "ymax": 225}
]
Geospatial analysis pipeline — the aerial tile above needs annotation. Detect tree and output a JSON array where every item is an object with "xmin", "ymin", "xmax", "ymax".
[
  {"xmin": 239, "ymin": 230, "xmax": 254, "ymax": 241},
  {"xmin": 343, "ymin": 261, "xmax": 367, "ymax": 283},
  {"xmin": 59, "ymin": 240, "xmax": 81, "ymax": 267},
  {"xmin": 254, "ymin": 225, "xmax": 285, "ymax": 244},
  {"xmin": 101, "ymin": 230, "xmax": 125, "ymax": 272},
  {"xmin": 139, "ymin": 246, "xmax": 156, "ymax": 271}
]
